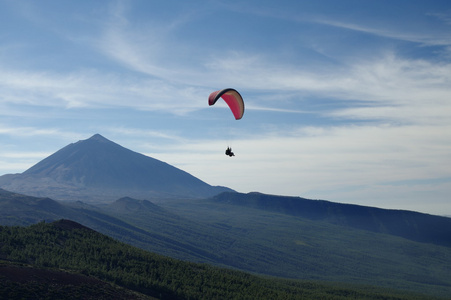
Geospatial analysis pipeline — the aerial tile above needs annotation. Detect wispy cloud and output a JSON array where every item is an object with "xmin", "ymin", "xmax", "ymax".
[
  {"xmin": 0, "ymin": 125, "xmax": 66, "ymax": 137},
  {"xmin": 95, "ymin": 12, "xmax": 451, "ymax": 123},
  {"xmin": 4, "ymin": 1, "xmax": 447, "ymax": 124},
  {"xmin": 0, "ymin": 66, "xmax": 209, "ymax": 115},
  {"xmin": 315, "ymin": 18, "xmax": 451, "ymax": 46}
]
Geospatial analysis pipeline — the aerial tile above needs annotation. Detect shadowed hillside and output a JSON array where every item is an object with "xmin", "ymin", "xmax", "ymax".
[{"xmin": 0, "ymin": 262, "xmax": 154, "ymax": 300}]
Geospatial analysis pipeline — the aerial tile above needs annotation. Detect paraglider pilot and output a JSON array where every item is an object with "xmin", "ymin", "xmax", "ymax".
[{"xmin": 225, "ymin": 147, "xmax": 235, "ymax": 157}]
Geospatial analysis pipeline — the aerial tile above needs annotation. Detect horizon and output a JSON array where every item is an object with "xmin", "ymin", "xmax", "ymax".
[{"xmin": 1, "ymin": 1, "xmax": 450, "ymax": 215}]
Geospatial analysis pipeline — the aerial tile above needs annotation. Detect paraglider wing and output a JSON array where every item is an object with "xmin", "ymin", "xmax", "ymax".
[{"xmin": 208, "ymin": 88, "xmax": 245, "ymax": 120}]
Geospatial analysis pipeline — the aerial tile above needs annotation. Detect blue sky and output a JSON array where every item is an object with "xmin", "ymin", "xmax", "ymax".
[{"xmin": 1, "ymin": 0, "xmax": 451, "ymax": 215}]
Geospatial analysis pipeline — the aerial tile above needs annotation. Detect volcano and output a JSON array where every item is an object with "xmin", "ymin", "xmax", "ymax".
[{"xmin": 0, "ymin": 134, "xmax": 232, "ymax": 202}]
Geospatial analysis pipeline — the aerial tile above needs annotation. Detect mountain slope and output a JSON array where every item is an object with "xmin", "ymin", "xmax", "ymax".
[
  {"xmin": 1, "ymin": 189, "xmax": 451, "ymax": 298},
  {"xmin": 0, "ymin": 134, "xmax": 231, "ymax": 202},
  {"xmin": 209, "ymin": 192, "xmax": 451, "ymax": 247},
  {"xmin": 0, "ymin": 188, "xmax": 222, "ymax": 263},
  {"xmin": 2, "ymin": 220, "xmax": 428, "ymax": 300},
  {"xmin": 0, "ymin": 188, "xmax": 244, "ymax": 264}
]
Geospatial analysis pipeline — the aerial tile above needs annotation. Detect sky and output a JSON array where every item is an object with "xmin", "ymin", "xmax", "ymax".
[{"xmin": 1, "ymin": 0, "xmax": 451, "ymax": 215}]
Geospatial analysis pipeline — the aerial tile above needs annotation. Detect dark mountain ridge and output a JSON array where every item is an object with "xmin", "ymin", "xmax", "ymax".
[
  {"xmin": 210, "ymin": 192, "xmax": 451, "ymax": 247},
  {"xmin": 106, "ymin": 197, "xmax": 165, "ymax": 213},
  {"xmin": 0, "ymin": 134, "xmax": 232, "ymax": 202}
]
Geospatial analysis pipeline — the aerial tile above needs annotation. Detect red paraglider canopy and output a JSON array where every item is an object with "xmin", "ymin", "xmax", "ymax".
[{"xmin": 208, "ymin": 88, "xmax": 244, "ymax": 120}]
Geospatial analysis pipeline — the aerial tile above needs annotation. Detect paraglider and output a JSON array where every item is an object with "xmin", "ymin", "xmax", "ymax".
[
  {"xmin": 225, "ymin": 147, "xmax": 235, "ymax": 157},
  {"xmin": 208, "ymin": 88, "xmax": 244, "ymax": 156},
  {"xmin": 208, "ymin": 88, "xmax": 244, "ymax": 120}
]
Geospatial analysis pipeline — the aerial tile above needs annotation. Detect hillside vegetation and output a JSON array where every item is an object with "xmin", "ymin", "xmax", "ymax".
[
  {"xmin": 0, "ymin": 220, "xmax": 436, "ymax": 300},
  {"xmin": 1, "ymin": 189, "xmax": 451, "ymax": 298}
]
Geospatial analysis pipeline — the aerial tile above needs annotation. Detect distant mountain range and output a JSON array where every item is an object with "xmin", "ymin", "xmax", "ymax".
[
  {"xmin": 0, "ymin": 134, "xmax": 231, "ymax": 202},
  {"xmin": 210, "ymin": 192, "xmax": 451, "ymax": 247}
]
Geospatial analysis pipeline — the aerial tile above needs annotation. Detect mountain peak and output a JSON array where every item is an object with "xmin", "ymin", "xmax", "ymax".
[
  {"xmin": 88, "ymin": 134, "xmax": 110, "ymax": 142},
  {"xmin": 0, "ymin": 134, "xmax": 233, "ymax": 202}
]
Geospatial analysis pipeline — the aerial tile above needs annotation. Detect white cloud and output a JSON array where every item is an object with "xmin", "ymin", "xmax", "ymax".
[
  {"xmin": 0, "ymin": 125, "xmax": 64, "ymax": 137},
  {"xmin": 0, "ymin": 66, "xmax": 209, "ymax": 116},
  {"xmin": 314, "ymin": 15, "xmax": 451, "ymax": 47},
  {"xmin": 0, "ymin": 149, "xmax": 53, "ymax": 174},
  {"xmin": 149, "ymin": 122, "xmax": 451, "ymax": 214}
]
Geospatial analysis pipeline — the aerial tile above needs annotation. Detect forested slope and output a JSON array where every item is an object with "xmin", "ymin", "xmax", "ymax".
[{"xmin": 0, "ymin": 220, "xmax": 436, "ymax": 300}]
